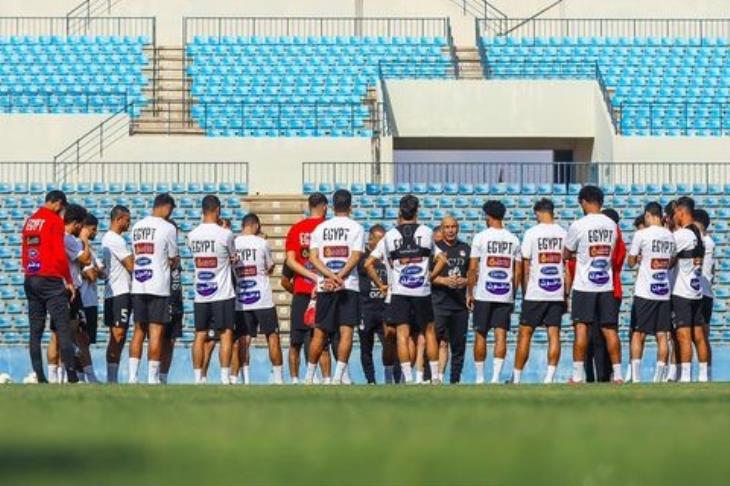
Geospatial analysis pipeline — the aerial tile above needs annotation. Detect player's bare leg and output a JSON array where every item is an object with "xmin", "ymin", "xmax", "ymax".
[
  {"xmin": 415, "ymin": 332, "xmax": 426, "ymax": 383},
  {"xmin": 106, "ymin": 326, "xmax": 127, "ymax": 383},
  {"xmin": 601, "ymin": 328, "xmax": 622, "ymax": 383},
  {"xmin": 331, "ymin": 325, "xmax": 354, "ymax": 385},
  {"xmin": 545, "ymin": 326, "xmax": 561, "ymax": 383},
  {"xmin": 382, "ymin": 323, "xmax": 399, "ymax": 383},
  {"xmin": 571, "ymin": 323, "xmax": 589, "ymax": 383},
  {"xmin": 145, "ymin": 322, "xmax": 164, "ymax": 384},
  {"xmin": 201, "ymin": 338, "xmax": 216, "ymax": 382},
  {"xmin": 473, "ymin": 330, "xmax": 488, "ymax": 384},
  {"xmin": 511, "ymin": 325, "xmax": 534, "ymax": 384},
  {"xmin": 192, "ymin": 331, "xmax": 207, "ymax": 384},
  {"xmin": 491, "ymin": 328, "xmax": 507, "ymax": 383},
  {"xmin": 288, "ymin": 343, "xmax": 302, "ymax": 383},
  {"xmin": 395, "ymin": 323, "xmax": 414, "ymax": 383},
  {"xmin": 629, "ymin": 331, "xmax": 646, "ymax": 383},
  {"xmin": 160, "ymin": 337, "xmax": 175, "ymax": 384},
  {"xmin": 241, "ymin": 335, "xmax": 252, "ymax": 384},
  {"xmin": 703, "ymin": 324, "xmax": 712, "ymax": 379},
  {"xmin": 438, "ymin": 338, "xmax": 449, "ymax": 383},
  {"xmin": 230, "ymin": 340, "xmax": 241, "ymax": 383},
  {"xmin": 217, "ymin": 329, "xmax": 233, "ymax": 384},
  {"xmin": 692, "ymin": 325, "xmax": 710, "ymax": 382},
  {"xmin": 666, "ymin": 330, "xmax": 679, "ymax": 381},
  {"xmin": 47, "ymin": 331, "xmax": 60, "ymax": 383},
  {"xmin": 267, "ymin": 332, "xmax": 284, "ymax": 384},
  {"xmin": 76, "ymin": 328, "xmax": 98, "ymax": 383},
  {"xmin": 128, "ymin": 323, "xmax": 147, "ymax": 384},
  {"xmin": 654, "ymin": 332, "xmax": 669, "ymax": 382},
  {"xmin": 424, "ymin": 323, "xmax": 440, "ymax": 384},
  {"xmin": 304, "ymin": 327, "xmax": 329, "ymax": 384},
  {"xmin": 319, "ymin": 343, "xmax": 332, "ymax": 382}
]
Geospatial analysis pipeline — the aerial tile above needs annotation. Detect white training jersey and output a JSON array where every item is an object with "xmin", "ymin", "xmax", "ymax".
[
  {"xmin": 471, "ymin": 227, "xmax": 522, "ymax": 303},
  {"xmin": 701, "ymin": 235, "xmax": 715, "ymax": 298},
  {"xmin": 309, "ymin": 216, "xmax": 365, "ymax": 293},
  {"xmin": 80, "ymin": 249, "xmax": 104, "ymax": 307},
  {"xmin": 672, "ymin": 227, "xmax": 703, "ymax": 300},
  {"xmin": 64, "ymin": 234, "xmax": 83, "ymax": 289},
  {"xmin": 131, "ymin": 216, "xmax": 179, "ymax": 297},
  {"xmin": 564, "ymin": 213, "xmax": 617, "ymax": 293},
  {"xmin": 628, "ymin": 226, "xmax": 675, "ymax": 301},
  {"xmin": 101, "ymin": 230, "xmax": 132, "ymax": 298},
  {"xmin": 234, "ymin": 234, "xmax": 275, "ymax": 311},
  {"xmin": 187, "ymin": 222, "xmax": 236, "ymax": 303},
  {"xmin": 370, "ymin": 224, "xmax": 434, "ymax": 297},
  {"xmin": 521, "ymin": 223, "xmax": 567, "ymax": 302}
]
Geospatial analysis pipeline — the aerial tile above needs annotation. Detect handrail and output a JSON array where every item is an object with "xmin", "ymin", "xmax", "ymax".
[
  {"xmin": 0, "ymin": 16, "xmax": 155, "ymax": 40},
  {"xmin": 594, "ymin": 61, "xmax": 618, "ymax": 132},
  {"xmin": 500, "ymin": 0, "xmax": 565, "ymax": 36},
  {"xmin": 66, "ymin": 0, "xmax": 118, "ymax": 19}
]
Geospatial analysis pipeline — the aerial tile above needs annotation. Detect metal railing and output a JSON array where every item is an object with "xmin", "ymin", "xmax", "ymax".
[
  {"xmin": 0, "ymin": 17, "xmax": 155, "ymax": 41},
  {"xmin": 499, "ymin": 0, "xmax": 564, "ymax": 36},
  {"xmin": 302, "ymin": 162, "xmax": 730, "ymax": 187},
  {"xmin": 478, "ymin": 18, "xmax": 730, "ymax": 41},
  {"xmin": 66, "ymin": 0, "xmax": 120, "ymax": 19},
  {"xmin": 0, "ymin": 162, "xmax": 249, "ymax": 186},
  {"xmin": 617, "ymin": 102, "xmax": 730, "ymax": 135},
  {"xmin": 0, "ymin": 93, "xmax": 132, "ymax": 114}
]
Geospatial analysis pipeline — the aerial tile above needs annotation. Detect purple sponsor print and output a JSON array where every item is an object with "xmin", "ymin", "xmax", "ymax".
[
  {"xmin": 401, "ymin": 265, "xmax": 423, "ymax": 276},
  {"xmin": 134, "ymin": 269, "xmax": 153, "ymax": 282},
  {"xmin": 488, "ymin": 270, "xmax": 508, "ymax": 280},
  {"xmin": 590, "ymin": 259, "xmax": 608, "ymax": 269},
  {"xmin": 538, "ymin": 278, "xmax": 562, "ymax": 292},
  {"xmin": 238, "ymin": 290, "xmax": 261, "ymax": 305},
  {"xmin": 653, "ymin": 271, "xmax": 668, "ymax": 282},
  {"xmin": 485, "ymin": 281, "xmax": 510, "ymax": 295},
  {"xmin": 690, "ymin": 278, "xmax": 701, "ymax": 291},
  {"xmin": 540, "ymin": 266, "xmax": 559, "ymax": 276},
  {"xmin": 239, "ymin": 280, "xmax": 256, "ymax": 290},
  {"xmin": 135, "ymin": 257, "xmax": 151, "ymax": 267},
  {"xmin": 198, "ymin": 271, "xmax": 215, "ymax": 281},
  {"xmin": 327, "ymin": 260, "xmax": 345, "ymax": 271},
  {"xmin": 196, "ymin": 282, "xmax": 218, "ymax": 297},
  {"xmin": 27, "ymin": 261, "xmax": 41, "ymax": 273},
  {"xmin": 650, "ymin": 283, "xmax": 669, "ymax": 296},
  {"xmin": 588, "ymin": 271, "xmax": 610, "ymax": 285},
  {"xmin": 399, "ymin": 275, "xmax": 425, "ymax": 289}
]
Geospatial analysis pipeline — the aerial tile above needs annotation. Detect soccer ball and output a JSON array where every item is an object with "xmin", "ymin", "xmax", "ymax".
[
  {"xmin": 0, "ymin": 372, "xmax": 12, "ymax": 384},
  {"xmin": 23, "ymin": 372, "xmax": 38, "ymax": 384}
]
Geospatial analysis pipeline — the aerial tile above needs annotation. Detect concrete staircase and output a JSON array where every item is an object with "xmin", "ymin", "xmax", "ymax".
[{"xmin": 455, "ymin": 46, "xmax": 485, "ymax": 79}]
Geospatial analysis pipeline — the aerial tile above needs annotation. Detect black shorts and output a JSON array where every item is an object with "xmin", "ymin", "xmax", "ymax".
[
  {"xmin": 385, "ymin": 295, "xmax": 434, "ymax": 331},
  {"xmin": 520, "ymin": 300, "xmax": 565, "ymax": 328},
  {"xmin": 435, "ymin": 308, "xmax": 469, "ymax": 340},
  {"xmin": 360, "ymin": 311, "xmax": 384, "ymax": 332},
  {"xmin": 571, "ymin": 290, "xmax": 618, "ymax": 327},
  {"xmin": 83, "ymin": 306, "xmax": 99, "ymax": 344},
  {"xmin": 132, "ymin": 294, "xmax": 171, "ymax": 325},
  {"xmin": 701, "ymin": 296, "xmax": 713, "ymax": 326},
  {"xmin": 51, "ymin": 292, "xmax": 83, "ymax": 332},
  {"xmin": 632, "ymin": 297, "xmax": 672, "ymax": 334},
  {"xmin": 315, "ymin": 290, "xmax": 359, "ymax": 334},
  {"xmin": 473, "ymin": 301, "xmax": 513, "ymax": 332},
  {"xmin": 194, "ymin": 298, "xmax": 235, "ymax": 332},
  {"xmin": 290, "ymin": 293, "xmax": 312, "ymax": 346},
  {"xmin": 166, "ymin": 313, "xmax": 183, "ymax": 339},
  {"xmin": 672, "ymin": 295, "xmax": 706, "ymax": 328},
  {"xmin": 235, "ymin": 308, "xmax": 279, "ymax": 338},
  {"xmin": 104, "ymin": 294, "xmax": 132, "ymax": 329}
]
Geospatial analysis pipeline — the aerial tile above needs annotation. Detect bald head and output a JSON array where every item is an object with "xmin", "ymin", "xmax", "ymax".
[{"xmin": 440, "ymin": 216, "xmax": 459, "ymax": 244}]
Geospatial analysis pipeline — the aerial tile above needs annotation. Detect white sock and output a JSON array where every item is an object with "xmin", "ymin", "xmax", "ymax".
[
  {"xmin": 698, "ymin": 362, "xmax": 708, "ymax": 382},
  {"xmin": 78, "ymin": 371, "xmax": 86, "ymax": 383},
  {"xmin": 415, "ymin": 370, "xmax": 424, "ymax": 384},
  {"xmin": 291, "ymin": 376, "xmax": 299, "ymax": 384},
  {"xmin": 438, "ymin": 372, "xmax": 445, "ymax": 383},
  {"xmin": 128, "ymin": 357, "xmax": 140, "ymax": 384},
  {"xmin": 475, "ymin": 361, "xmax": 485, "ymax": 384},
  {"xmin": 631, "ymin": 359, "xmax": 641, "ymax": 383},
  {"xmin": 201, "ymin": 376, "xmax": 207, "ymax": 384},
  {"xmin": 322, "ymin": 376, "xmax": 332, "ymax": 384},
  {"xmin": 429, "ymin": 361, "xmax": 439, "ymax": 382},
  {"xmin": 107, "ymin": 363, "xmax": 118, "ymax": 383},
  {"xmin": 230, "ymin": 374, "xmax": 239, "ymax": 384},
  {"xmin": 491, "ymin": 358, "xmax": 504, "ymax": 383},
  {"xmin": 666, "ymin": 363, "xmax": 677, "ymax": 382},
  {"xmin": 512, "ymin": 368, "xmax": 522, "ymax": 384},
  {"xmin": 572, "ymin": 361, "xmax": 585, "ymax": 383},
  {"xmin": 333, "ymin": 361, "xmax": 347, "ymax": 383},
  {"xmin": 401, "ymin": 362, "xmax": 413, "ymax": 383},
  {"xmin": 83, "ymin": 365, "xmax": 99, "ymax": 383},
  {"xmin": 243, "ymin": 365, "xmax": 250, "ymax": 385},
  {"xmin": 193, "ymin": 368, "xmax": 203, "ymax": 384},
  {"xmin": 680, "ymin": 362, "xmax": 692, "ymax": 383},
  {"xmin": 304, "ymin": 362, "xmax": 317, "ymax": 384},
  {"xmin": 653, "ymin": 361, "xmax": 666, "ymax": 383},
  {"xmin": 59, "ymin": 366, "xmax": 67, "ymax": 383},
  {"xmin": 384, "ymin": 365, "xmax": 394, "ymax": 384},
  {"xmin": 48, "ymin": 364, "xmax": 59, "ymax": 384},
  {"xmin": 342, "ymin": 365, "xmax": 352, "ymax": 385},
  {"xmin": 272, "ymin": 365, "xmax": 283, "ymax": 384},
  {"xmin": 612, "ymin": 364, "xmax": 623, "ymax": 382},
  {"xmin": 148, "ymin": 360, "xmax": 161, "ymax": 385},
  {"xmin": 544, "ymin": 365, "xmax": 557, "ymax": 384},
  {"xmin": 220, "ymin": 367, "xmax": 231, "ymax": 385},
  {"xmin": 624, "ymin": 362, "xmax": 633, "ymax": 382},
  {"xmin": 160, "ymin": 373, "xmax": 168, "ymax": 385}
]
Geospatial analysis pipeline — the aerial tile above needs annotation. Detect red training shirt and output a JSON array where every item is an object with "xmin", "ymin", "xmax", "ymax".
[
  {"xmin": 22, "ymin": 207, "xmax": 72, "ymax": 284},
  {"xmin": 566, "ymin": 227, "xmax": 626, "ymax": 300},
  {"xmin": 285, "ymin": 216, "xmax": 325, "ymax": 295}
]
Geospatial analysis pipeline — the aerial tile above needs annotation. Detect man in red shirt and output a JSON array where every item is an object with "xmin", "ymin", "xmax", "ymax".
[
  {"xmin": 22, "ymin": 190, "xmax": 79, "ymax": 383},
  {"xmin": 285, "ymin": 192, "xmax": 331, "ymax": 383}
]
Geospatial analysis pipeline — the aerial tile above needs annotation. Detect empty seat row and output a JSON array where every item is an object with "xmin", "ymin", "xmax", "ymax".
[
  {"xmin": 483, "ymin": 36, "xmax": 730, "ymax": 47},
  {"xmin": 191, "ymin": 35, "xmax": 447, "ymax": 46}
]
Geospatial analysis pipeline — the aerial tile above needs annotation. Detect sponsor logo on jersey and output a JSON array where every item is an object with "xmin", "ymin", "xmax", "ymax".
[
  {"xmin": 650, "ymin": 283, "xmax": 670, "ymax": 296},
  {"xmin": 239, "ymin": 279, "xmax": 257, "ymax": 290},
  {"xmin": 196, "ymin": 282, "xmax": 218, "ymax": 297},
  {"xmin": 653, "ymin": 271, "xmax": 668, "ymax": 282},
  {"xmin": 650, "ymin": 258, "xmax": 670, "ymax": 270},
  {"xmin": 399, "ymin": 275, "xmax": 425, "ymax": 289},
  {"xmin": 27, "ymin": 261, "xmax": 41, "ymax": 273},
  {"xmin": 488, "ymin": 270, "xmax": 508, "ymax": 280},
  {"xmin": 135, "ymin": 257, "xmax": 151, "ymax": 267},
  {"xmin": 486, "ymin": 256, "xmax": 511, "ymax": 268},
  {"xmin": 236, "ymin": 265, "xmax": 257, "ymax": 278},
  {"xmin": 299, "ymin": 232, "xmax": 311, "ymax": 247},
  {"xmin": 195, "ymin": 256, "xmax": 217, "ymax": 269},
  {"xmin": 134, "ymin": 242, "xmax": 154, "ymax": 255},
  {"xmin": 134, "ymin": 269, "xmax": 153, "ymax": 282},
  {"xmin": 401, "ymin": 265, "xmax": 423, "ymax": 276},
  {"xmin": 588, "ymin": 270, "xmax": 610, "ymax": 285},
  {"xmin": 538, "ymin": 278, "xmax": 562, "ymax": 292},
  {"xmin": 690, "ymin": 278, "xmax": 701, "ymax": 291},
  {"xmin": 323, "ymin": 245, "xmax": 349, "ymax": 258},
  {"xmin": 25, "ymin": 236, "xmax": 40, "ymax": 246},
  {"xmin": 238, "ymin": 290, "xmax": 261, "ymax": 305},
  {"xmin": 540, "ymin": 266, "xmax": 559, "ymax": 276},
  {"xmin": 198, "ymin": 271, "xmax": 215, "ymax": 281},
  {"xmin": 326, "ymin": 260, "xmax": 346, "ymax": 271},
  {"xmin": 28, "ymin": 249, "xmax": 39, "ymax": 259},
  {"xmin": 538, "ymin": 252, "xmax": 562, "ymax": 264},
  {"xmin": 590, "ymin": 259, "xmax": 608, "ymax": 269},
  {"xmin": 589, "ymin": 245, "xmax": 611, "ymax": 258},
  {"xmin": 485, "ymin": 281, "xmax": 510, "ymax": 295},
  {"xmin": 397, "ymin": 256, "xmax": 424, "ymax": 265}
]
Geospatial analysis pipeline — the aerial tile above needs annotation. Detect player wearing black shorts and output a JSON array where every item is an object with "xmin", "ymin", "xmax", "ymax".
[
  {"xmin": 694, "ymin": 209, "xmax": 715, "ymax": 380},
  {"xmin": 160, "ymin": 221, "xmax": 184, "ymax": 385}
]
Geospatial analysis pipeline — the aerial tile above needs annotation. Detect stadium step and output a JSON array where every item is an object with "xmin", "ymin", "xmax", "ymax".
[{"xmin": 454, "ymin": 46, "xmax": 484, "ymax": 79}]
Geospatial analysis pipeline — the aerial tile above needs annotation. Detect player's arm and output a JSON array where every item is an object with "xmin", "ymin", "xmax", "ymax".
[
  {"xmin": 520, "ymin": 234, "xmax": 531, "ymax": 294},
  {"xmin": 627, "ymin": 233, "xmax": 641, "ymax": 268},
  {"xmin": 513, "ymin": 254, "xmax": 523, "ymax": 297},
  {"xmin": 168, "ymin": 227, "xmax": 180, "ymax": 269},
  {"xmin": 76, "ymin": 234, "xmax": 92, "ymax": 266},
  {"xmin": 466, "ymin": 257, "xmax": 480, "ymax": 309},
  {"xmin": 265, "ymin": 242, "xmax": 275, "ymax": 276},
  {"xmin": 285, "ymin": 250, "xmax": 317, "ymax": 281},
  {"xmin": 336, "ymin": 226, "xmax": 364, "ymax": 280},
  {"xmin": 364, "ymin": 254, "xmax": 387, "ymax": 295},
  {"xmin": 82, "ymin": 266, "xmax": 98, "ymax": 282},
  {"xmin": 280, "ymin": 274, "xmax": 294, "ymax": 293},
  {"xmin": 430, "ymin": 252, "xmax": 450, "ymax": 285}
]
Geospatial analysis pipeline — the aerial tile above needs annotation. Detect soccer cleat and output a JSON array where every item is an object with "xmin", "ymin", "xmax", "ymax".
[
  {"xmin": 567, "ymin": 378, "xmax": 584, "ymax": 385},
  {"xmin": 612, "ymin": 378, "xmax": 625, "ymax": 385}
]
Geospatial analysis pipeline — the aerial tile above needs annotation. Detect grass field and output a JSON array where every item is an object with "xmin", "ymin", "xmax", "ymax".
[{"xmin": 2, "ymin": 384, "xmax": 730, "ymax": 485}]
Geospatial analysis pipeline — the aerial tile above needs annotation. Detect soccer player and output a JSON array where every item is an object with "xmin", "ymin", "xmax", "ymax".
[
  {"xmin": 694, "ymin": 208, "xmax": 715, "ymax": 380},
  {"xmin": 670, "ymin": 197, "xmax": 710, "ymax": 382},
  {"xmin": 366, "ymin": 195, "xmax": 439, "ymax": 384},
  {"xmin": 188, "ymin": 195, "xmax": 237, "ymax": 385},
  {"xmin": 511, "ymin": 198, "xmax": 566, "ymax": 384},
  {"xmin": 563, "ymin": 185, "xmax": 622, "ymax": 384},
  {"xmin": 627, "ymin": 202, "xmax": 676, "ymax": 383},
  {"xmin": 129, "ymin": 193, "xmax": 179, "ymax": 385},
  {"xmin": 431, "ymin": 216, "xmax": 470, "ymax": 384},
  {"xmin": 468, "ymin": 200, "xmax": 521, "ymax": 384},
  {"xmin": 101, "ymin": 205, "xmax": 133, "ymax": 383},
  {"xmin": 161, "ymin": 219, "xmax": 184, "ymax": 385},
  {"xmin": 234, "ymin": 213, "xmax": 284, "ymax": 384},
  {"xmin": 305, "ymin": 190, "xmax": 364, "ymax": 385},
  {"xmin": 624, "ymin": 213, "xmax": 647, "ymax": 382},
  {"xmin": 285, "ymin": 192, "xmax": 331, "ymax": 384},
  {"xmin": 78, "ymin": 214, "xmax": 103, "ymax": 383}
]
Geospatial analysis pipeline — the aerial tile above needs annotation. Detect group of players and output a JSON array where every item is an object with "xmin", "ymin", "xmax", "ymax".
[{"xmin": 22, "ymin": 184, "xmax": 716, "ymax": 385}]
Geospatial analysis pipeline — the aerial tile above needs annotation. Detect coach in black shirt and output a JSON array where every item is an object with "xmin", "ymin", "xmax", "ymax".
[{"xmin": 431, "ymin": 216, "xmax": 470, "ymax": 383}]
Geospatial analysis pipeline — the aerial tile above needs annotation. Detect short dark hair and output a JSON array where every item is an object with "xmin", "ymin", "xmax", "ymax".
[
  {"xmin": 399, "ymin": 195, "xmax": 419, "ymax": 220},
  {"xmin": 64, "ymin": 204, "xmax": 87, "ymax": 225},
  {"xmin": 664, "ymin": 200, "xmax": 677, "ymax": 219},
  {"xmin": 202, "ymin": 194, "xmax": 221, "ymax": 214},
  {"xmin": 578, "ymin": 185, "xmax": 604, "ymax": 207},
  {"xmin": 45, "ymin": 190, "xmax": 67, "ymax": 206},
  {"xmin": 602, "ymin": 208, "xmax": 620, "ymax": 224},
  {"xmin": 242, "ymin": 213, "xmax": 260, "ymax": 229},
  {"xmin": 332, "ymin": 189, "xmax": 352, "ymax": 212},
  {"xmin": 482, "ymin": 200, "xmax": 506, "ymax": 220},
  {"xmin": 533, "ymin": 198, "xmax": 554, "ymax": 215},
  {"xmin": 694, "ymin": 208, "xmax": 711, "ymax": 229},
  {"xmin": 644, "ymin": 202, "xmax": 663, "ymax": 219},
  {"xmin": 220, "ymin": 218, "xmax": 232, "ymax": 228},
  {"xmin": 83, "ymin": 214, "xmax": 98, "ymax": 227},
  {"xmin": 308, "ymin": 192, "xmax": 328, "ymax": 209},
  {"xmin": 369, "ymin": 224, "xmax": 385, "ymax": 235},
  {"xmin": 676, "ymin": 196, "xmax": 695, "ymax": 213},
  {"xmin": 153, "ymin": 193, "xmax": 176, "ymax": 209},
  {"xmin": 110, "ymin": 205, "xmax": 130, "ymax": 221},
  {"xmin": 633, "ymin": 215, "xmax": 645, "ymax": 229}
]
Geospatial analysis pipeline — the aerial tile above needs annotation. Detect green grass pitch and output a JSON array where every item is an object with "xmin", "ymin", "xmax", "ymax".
[{"xmin": 2, "ymin": 384, "xmax": 729, "ymax": 485}]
